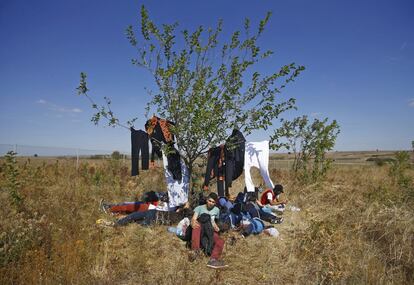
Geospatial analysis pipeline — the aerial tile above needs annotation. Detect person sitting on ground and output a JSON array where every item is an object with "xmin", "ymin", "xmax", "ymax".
[
  {"xmin": 190, "ymin": 192, "xmax": 228, "ymax": 269},
  {"xmin": 259, "ymin": 184, "xmax": 288, "ymax": 213}
]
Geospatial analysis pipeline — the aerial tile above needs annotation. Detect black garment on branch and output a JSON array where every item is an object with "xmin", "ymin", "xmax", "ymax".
[
  {"xmin": 130, "ymin": 128, "xmax": 149, "ymax": 176},
  {"xmin": 167, "ymin": 146, "xmax": 182, "ymax": 181},
  {"xmin": 224, "ymin": 129, "xmax": 246, "ymax": 189},
  {"xmin": 203, "ymin": 129, "xmax": 245, "ymax": 197},
  {"xmin": 203, "ymin": 145, "xmax": 226, "ymax": 196},
  {"xmin": 150, "ymin": 138, "xmax": 163, "ymax": 162}
]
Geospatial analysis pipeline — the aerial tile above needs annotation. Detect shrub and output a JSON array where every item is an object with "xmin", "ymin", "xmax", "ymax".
[
  {"xmin": 2, "ymin": 151, "xmax": 23, "ymax": 208},
  {"xmin": 389, "ymin": 152, "xmax": 413, "ymax": 200},
  {"xmin": 390, "ymin": 151, "xmax": 410, "ymax": 172},
  {"xmin": 111, "ymin": 151, "xmax": 122, "ymax": 160},
  {"xmin": 366, "ymin": 157, "xmax": 395, "ymax": 166},
  {"xmin": 0, "ymin": 212, "xmax": 49, "ymax": 266}
]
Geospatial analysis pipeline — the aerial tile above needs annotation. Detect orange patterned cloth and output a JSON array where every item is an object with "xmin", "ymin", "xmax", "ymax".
[{"xmin": 145, "ymin": 116, "xmax": 175, "ymax": 143}]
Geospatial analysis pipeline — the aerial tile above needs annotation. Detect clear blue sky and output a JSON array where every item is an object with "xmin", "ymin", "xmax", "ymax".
[{"xmin": 1, "ymin": 0, "xmax": 413, "ymax": 153}]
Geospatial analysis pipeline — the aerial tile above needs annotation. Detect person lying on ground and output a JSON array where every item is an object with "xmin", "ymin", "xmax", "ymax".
[
  {"xmin": 189, "ymin": 192, "xmax": 228, "ymax": 269},
  {"xmin": 100, "ymin": 191, "xmax": 169, "ymax": 214},
  {"xmin": 105, "ymin": 201, "xmax": 192, "ymax": 227}
]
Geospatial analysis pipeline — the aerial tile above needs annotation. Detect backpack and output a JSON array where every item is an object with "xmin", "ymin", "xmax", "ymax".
[
  {"xmin": 235, "ymin": 192, "xmax": 247, "ymax": 204},
  {"xmin": 218, "ymin": 211, "xmax": 234, "ymax": 231},
  {"xmin": 231, "ymin": 192, "xmax": 247, "ymax": 215}
]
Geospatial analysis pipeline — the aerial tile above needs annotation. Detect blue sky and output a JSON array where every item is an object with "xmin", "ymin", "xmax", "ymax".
[{"xmin": 0, "ymin": 0, "xmax": 413, "ymax": 153}]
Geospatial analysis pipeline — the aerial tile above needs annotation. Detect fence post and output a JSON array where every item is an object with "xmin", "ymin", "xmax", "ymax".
[{"xmin": 76, "ymin": 149, "xmax": 79, "ymax": 169}]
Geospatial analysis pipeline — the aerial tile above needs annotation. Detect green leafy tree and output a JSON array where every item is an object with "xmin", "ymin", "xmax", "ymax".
[
  {"xmin": 270, "ymin": 116, "xmax": 340, "ymax": 182},
  {"xmin": 77, "ymin": 6, "xmax": 304, "ymax": 183}
]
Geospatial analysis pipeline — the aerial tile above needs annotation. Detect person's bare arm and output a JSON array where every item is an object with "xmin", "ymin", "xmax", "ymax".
[
  {"xmin": 212, "ymin": 220, "xmax": 220, "ymax": 232},
  {"xmin": 191, "ymin": 212, "xmax": 200, "ymax": 229},
  {"xmin": 271, "ymin": 193, "xmax": 288, "ymax": 205}
]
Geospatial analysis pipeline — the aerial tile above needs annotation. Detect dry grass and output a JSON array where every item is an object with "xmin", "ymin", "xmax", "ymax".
[{"xmin": 0, "ymin": 156, "xmax": 413, "ymax": 284}]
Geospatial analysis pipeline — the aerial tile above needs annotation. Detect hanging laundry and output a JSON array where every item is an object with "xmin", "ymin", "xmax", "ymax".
[
  {"xmin": 144, "ymin": 115, "xmax": 182, "ymax": 179},
  {"xmin": 166, "ymin": 146, "xmax": 182, "ymax": 181},
  {"xmin": 244, "ymin": 140, "xmax": 274, "ymax": 192},
  {"xmin": 145, "ymin": 116, "xmax": 176, "ymax": 164},
  {"xmin": 224, "ymin": 129, "xmax": 246, "ymax": 189},
  {"xmin": 203, "ymin": 145, "xmax": 226, "ymax": 196},
  {"xmin": 162, "ymin": 151, "xmax": 189, "ymax": 208},
  {"xmin": 203, "ymin": 129, "xmax": 246, "ymax": 197},
  {"xmin": 150, "ymin": 139, "xmax": 163, "ymax": 163},
  {"xmin": 130, "ymin": 128, "xmax": 149, "ymax": 176}
]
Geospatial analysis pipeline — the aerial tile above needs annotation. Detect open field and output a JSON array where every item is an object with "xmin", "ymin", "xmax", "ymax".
[
  {"xmin": 1, "ymin": 152, "xmax": 414, "ymax": 284},
  {"xmin": 2, "ymin": 150, "xmax": 412, "ymax": 170}
]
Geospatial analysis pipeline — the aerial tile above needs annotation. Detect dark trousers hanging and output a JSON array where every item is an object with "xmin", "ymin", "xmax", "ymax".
[
  {"xmin": 203, "ymin": 146, "xmax": 226, "ymax": 197},
  {"xmin": 131, "ymin": 128, "xmax": 150, "ymax": 176},
  {"xmin": 217, "ymin": 177, "xmax": 225, "ymax": 197}
]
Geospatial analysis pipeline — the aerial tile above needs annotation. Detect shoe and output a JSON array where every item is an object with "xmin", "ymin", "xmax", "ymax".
[
  {"xmin": 274, "ymin": 206, "xmax": 285, "ymax": 214},
  {"xmin": 96, "ymin": 219, "xmax": 115, "ymax": 227},
  {"xmin": 99, "ymin": 199, "xmax": 111, "ymax": 214},
  {"xmin": 270, "ymin": 216, "xmax": 283, "ymax": 224},
  {"xmin": 207, "ymin": 259, "xmax": 228, "ymax": 269},
  {"xmin": 99, "ymin": 199, "xmax": 106, "ymax": 213}
]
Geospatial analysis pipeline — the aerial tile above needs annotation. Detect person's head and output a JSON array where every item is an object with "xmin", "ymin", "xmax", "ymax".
[
  {"xmin": 241, "ymin": 220, "xmax": 253, "ymax": 237},
  {"xmin": 143, "ymin": 191, "xmax": 159, "ymax": 203},
  {"xmin": 180, "ymin": 207, "xmax": 193, "ymax": 218},
  {"xmin": 206, "ymin": 192, "xmax": 218, "ymax": 210},
  {"xmin": 247, "ymin": 191, "xmax": 258, "ymax": 202},
  {"xmin": 273, "ymin": 184, "xmax": 284, "ymax": 196}
]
